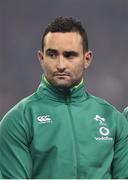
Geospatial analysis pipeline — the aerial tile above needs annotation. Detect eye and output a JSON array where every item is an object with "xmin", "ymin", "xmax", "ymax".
[
  {"xmin": 63, "ymin": 51, "xmax": 79, "ymax": 59},
  {"xmin": 48, "ymin": 52, "xmax": 57, "ymax": 58},
  {"xmin": 46, "ymin": 49, "xmax": 58, "ymax": 59}
]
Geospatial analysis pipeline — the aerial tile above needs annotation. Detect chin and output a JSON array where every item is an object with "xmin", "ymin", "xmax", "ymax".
[
  {"xmin": 52, "ymin": 81, "xmax": 72, "ymax": 89},
  {"xmin": 55, "ymin": 84, "xmax": 71, "ymax": 89},
  {"xmin": 50, "ymin": 78, "xmax": 79, "ymax": 89},
  {"xmin": 54, "ymin": 81, "xmax": 78, "ymax": 89}
]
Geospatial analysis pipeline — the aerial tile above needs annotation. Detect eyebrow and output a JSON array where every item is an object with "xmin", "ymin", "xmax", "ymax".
[
  {"xmin": 63, "ymin": 51, "xmax": 79, "ymax": 57},
  {"xmin": 45, "ymin": 48, "xmax": 58, "ymax": 54}
]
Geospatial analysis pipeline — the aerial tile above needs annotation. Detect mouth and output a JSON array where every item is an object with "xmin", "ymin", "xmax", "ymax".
[
  {"xmin": 53, "ymin": 73, "xmax": 71, "ymax": 80},
  {"xmin": 54, "ymin": 73, "xmax": 70, "ymax": 77}
]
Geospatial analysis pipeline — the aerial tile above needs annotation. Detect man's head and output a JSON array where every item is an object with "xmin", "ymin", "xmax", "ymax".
[
  {"xmin": 38, "ymin": 16, "xmax": 92, "ymax": 89},
  {"xmin": 41, "ymin": 16, "xmax": 88, "ymax": 53}
]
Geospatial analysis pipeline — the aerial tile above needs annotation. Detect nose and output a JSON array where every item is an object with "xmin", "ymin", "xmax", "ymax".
[{"xmin": 56, "ymin": 56, "xmax": 66, "ymax": 72}]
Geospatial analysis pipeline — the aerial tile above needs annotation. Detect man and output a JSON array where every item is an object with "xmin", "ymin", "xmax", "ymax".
[
  {"xmin": 0, "ymin": 16, "xmax": 128, "ymax": 179},
  {"xmin": 123, "ymin": 106, "xmax": 128, "ymax": 120}
]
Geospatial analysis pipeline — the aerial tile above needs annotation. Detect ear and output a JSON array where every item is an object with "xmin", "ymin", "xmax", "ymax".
[
  {"xmin": 84, "ymin": 50, "xmax": 93, "ymax": 69},
  {"xmin": 37, "ymin": 50, "xmax": 44, "ymax": 65}
]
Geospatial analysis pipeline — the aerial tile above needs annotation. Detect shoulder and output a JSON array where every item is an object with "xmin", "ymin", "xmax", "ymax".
[
  {"xmin": 123, "ymin": 106, "xmax": 128, "ymax": 113},
  {"xmin": 88, "ymin": 93, "xmax": 128, "ymax": 133},
  {"xmin": 123, "ymin": 106, "xmax": 128, "ymax": 119},
  {"xmin": 0, "ymin": 93, "xmax": 42, "ymax": 141},
  {"xmin": 88, "ymin": 93, "xmax": 117, "ymax": 112},
  {"xmin": 1, "ymin": 92, "xmax": 41, "ymax": 123},
  {"xmin": 87, "ymin": 92, "xmax": 127, "ymax": 122},
  {"xmin": 0, "ymin": 94, "xmax": 40, "ymax": 151}
]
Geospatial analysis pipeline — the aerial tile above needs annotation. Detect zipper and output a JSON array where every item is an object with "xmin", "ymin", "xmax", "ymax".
[{"xmin": 65, "ymin": 94, "xmax": 80, "ymax": 178}]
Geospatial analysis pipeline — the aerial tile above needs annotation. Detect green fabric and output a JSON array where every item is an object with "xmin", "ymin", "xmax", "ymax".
[
  {"xmin": 0, "ymin": 76, "xmax": 128, "ymax": 179},
  {"xmin": 123, "ymin": 106, "xmax": 128, "ymax": 120},
  {"xmin": 0, "ymin": 170, "xmax": 2, "ymax": 179}
]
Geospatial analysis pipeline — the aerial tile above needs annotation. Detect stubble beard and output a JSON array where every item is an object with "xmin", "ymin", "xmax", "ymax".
[{"xmin": 49, "ymin": 76, "xmax": 82, "ymax": 90}]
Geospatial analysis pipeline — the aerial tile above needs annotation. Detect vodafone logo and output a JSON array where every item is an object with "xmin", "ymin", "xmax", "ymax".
[
  {"xmin": 94, "ymin": 114, "xmax": 113, "ymax": 141},
  {"xmin": 99, "ymin": 127, "xmax": 110, "ymax": 136}
]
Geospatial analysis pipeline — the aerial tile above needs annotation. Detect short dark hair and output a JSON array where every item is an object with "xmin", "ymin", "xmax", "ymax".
[{"xmin": 41, "ymin": 16, "xmax": 88, "ymax": 52}]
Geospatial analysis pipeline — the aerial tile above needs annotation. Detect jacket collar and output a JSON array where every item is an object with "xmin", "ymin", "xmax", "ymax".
[{"xmin": 36, "ymin": 75, "xmax": 89, "ymax": 103}]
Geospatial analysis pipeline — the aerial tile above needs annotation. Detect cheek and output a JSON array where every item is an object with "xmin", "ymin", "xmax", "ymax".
[
  {"xmin": 43, "ymin": 63, "xmax": 54, "ymax": 75},
  {"xmin": 73, "ymin": 63, "xmax": 85, "ymax": 74}
]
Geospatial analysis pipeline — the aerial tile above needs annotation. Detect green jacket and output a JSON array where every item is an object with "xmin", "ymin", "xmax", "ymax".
[
  {"xmin": 0, "ymin": 76, "xmax": 128, "ymax": 179},
  {"xmin": 0, "ymin": 170, "xmax": 2, "ymax": 179},
  {"xmin": 123, "ymin": 106, "xmax": 128, "ymax": 120}
]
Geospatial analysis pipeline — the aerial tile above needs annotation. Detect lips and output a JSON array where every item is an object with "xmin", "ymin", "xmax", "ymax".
[
  {"xmin": 54, "ymin": 72, "xmax": 70, "ymax": 77},
  {"xmin": 53, "ymin": 73, "xmax": 70, "ymax": 80},
  {"xmin": 55, "ymin": 74, "xmax": 69, "ymax": 76}
]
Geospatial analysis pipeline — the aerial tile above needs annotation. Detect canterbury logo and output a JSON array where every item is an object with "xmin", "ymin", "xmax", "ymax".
[{"xmin": 37, "ymin": 115, "xmax": 52, "ymax": 124}]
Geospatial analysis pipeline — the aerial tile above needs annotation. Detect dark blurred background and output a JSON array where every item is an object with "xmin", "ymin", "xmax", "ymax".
[{"xmin": 0, "ymin": 0, "xmax": 128, "ymax": 119}]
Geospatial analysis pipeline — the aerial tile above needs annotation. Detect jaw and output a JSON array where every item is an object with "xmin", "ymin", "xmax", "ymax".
[{"xmin": 48, "ymin": 76, "xmax": 82, "ymax": 89}]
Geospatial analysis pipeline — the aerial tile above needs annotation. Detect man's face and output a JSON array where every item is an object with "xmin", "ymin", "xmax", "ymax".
[{"xmin": 38, "ymin": 32, "xmax": 92, "ymax": 89}]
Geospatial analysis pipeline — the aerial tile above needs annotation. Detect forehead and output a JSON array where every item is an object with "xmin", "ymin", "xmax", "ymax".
[{"xmin": 44, "ymin": 32, "xmax": 83, "ymax": 51}]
